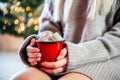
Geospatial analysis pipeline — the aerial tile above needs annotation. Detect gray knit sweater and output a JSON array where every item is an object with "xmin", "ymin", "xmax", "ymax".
[{"xmin": 19, "ymin": 0, "xmax": 120, "ymax": 80}]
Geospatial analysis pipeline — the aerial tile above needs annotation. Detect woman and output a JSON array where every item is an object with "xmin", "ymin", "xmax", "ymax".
[{"xmin": 11, "ymin": 0, "xmax": 120, "ymax": 80}]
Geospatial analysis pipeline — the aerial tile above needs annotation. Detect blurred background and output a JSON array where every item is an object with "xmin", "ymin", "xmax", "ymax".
[{"xmin": 0, "ymin": 0, "xmax": 44, "ymax": 79}]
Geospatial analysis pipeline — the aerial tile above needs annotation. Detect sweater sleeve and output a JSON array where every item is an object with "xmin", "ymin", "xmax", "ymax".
[
  {"xmin": 65, "ymin": 1, "xmax": 120, "ymax": 71},
  {"xmin": 19, "ymin": 34, "xmax": 38, "ymax": 66},
  {"xmin": 38, "ymin": 0, "xmax": 63, "ymax": 36},
  {"xmin": 18, "ymin": 0, "xmax": 63, "ymax": 66},
  {"xmin": 66, "ymin": 22, "xmax": 120, "ymax": 71}
]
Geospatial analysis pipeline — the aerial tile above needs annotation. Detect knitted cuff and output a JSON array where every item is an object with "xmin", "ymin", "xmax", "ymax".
[
  {"xmin": 65, "ymin": 40, "xmax": 110, "ymax": 71},
  {"xmin": 18, "ymin": 34, "xmax": 38, "ymax": 66}
]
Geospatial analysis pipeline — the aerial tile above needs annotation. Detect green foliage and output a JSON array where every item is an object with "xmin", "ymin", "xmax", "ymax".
[
  {"xmin": 0, "ymin": 8, "xmax": 20, "ymax": 36},
  {"xmin": 22, "ymin": 25, "xmax": 38, "ymax": 38},
  {"xmin": 0, "ymin": 0, "xmax": 44, "ymax": 38},
  {"xmin": 18, "ymin": 0, "xmax": 44, "ymax": 9}
]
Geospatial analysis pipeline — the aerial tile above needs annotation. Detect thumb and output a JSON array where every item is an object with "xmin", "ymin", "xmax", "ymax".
[
  {"xmin": 29, "ymin": 38, "xmax": 36, "ymax": 46},
  {"xmin": 57, "ymin": 48, "xmax": 67, "ymax": 60}
]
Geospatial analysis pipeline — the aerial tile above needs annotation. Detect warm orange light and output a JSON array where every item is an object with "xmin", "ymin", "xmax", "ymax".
[
  {"xmin": 19, "ymin": 23, "xmax": 25, "ymax": 31},
  {"xmin": 28, "ymin": 12, "xmax": 33, "ymax": 17},
  {"xmin": 10, "ymin": 6, "xmax": 15, "ymax": 10},
  {"xmin": 34, "ymin": 25, "xmax": 39, "ymax": 31},
  {"xmin": 10, "ymin": 10, "xmax": 14, "ymax": 14},
  {"xmin": 3, "ymin": 25, "xmax": 6, "ymax": 30},
  {"xmin": 33, "ymin": 19, "xmax": 38, "ymax": 24},
  {"xmin": 21, "ymin": 8, "xmax": 25, "ymax": 13},
  {"xmin": 14, "ymin": 19, "xmax": 19, "ymax": 25},
  {"xmin": 20, "ymin": 26, "xmax": 25, "ymax": 31},
  {"xmin": 27, "ymin": 22, "xmax": 32, "ymax": 27},
  {"xmin": 26, "ymin": 6, "xmax": 31, "ymax": 11},
  {"xmin": 16, "ymin": 1, "xmax": 21, "ymax": 6},
  {"xmin": 17, "ymin": 29, "xmax": 22, "ymax": 34},
  {"xmin": 4, "ymin": 20, "xmax": 8, "ymax": 24},
  {"xmin": 20, "ymin": 23, "xmax": 24, "ymax": 27}
]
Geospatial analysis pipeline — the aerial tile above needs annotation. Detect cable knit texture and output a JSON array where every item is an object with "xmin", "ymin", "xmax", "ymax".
[{"xmin": 19, "ymin": 34, "xmax": 38, "ymax": 66}]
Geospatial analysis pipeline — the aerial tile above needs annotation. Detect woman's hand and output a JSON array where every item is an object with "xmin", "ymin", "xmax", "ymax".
[
  {"xmin": 26, "ymin": 38, "xmax": 41, "ymax": 66},
  {"xmin": 40, "ymin": 48, "xmax": 68, "ymax": 75}
]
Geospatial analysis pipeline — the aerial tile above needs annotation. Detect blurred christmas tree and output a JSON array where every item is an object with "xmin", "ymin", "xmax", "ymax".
[{"xmin": 0, "ymin": 0, "xmax": 44, "ymax": 38}]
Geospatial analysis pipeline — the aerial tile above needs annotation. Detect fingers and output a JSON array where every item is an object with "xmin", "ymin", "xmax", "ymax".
[
  {"xmin": 26, "ymin": 38, "xmax": 41, "ymax": 66},
  {"xmin": 30, "ymin": 62, "xmax": 38, "ymax": 66},
  {"xmin": 29, "ymin": 38, "xmax": 36, "ymax": 46},
  {"xmin": 27, "ymin": 52, "xmax": 41, "ymax": 65},
  {"xmin": 57, "ymin": 48, "xmax": 67, "ymax": 60},
  {"xmin": 41, "ymin": 57, "xmax": 68, "ymax": 69},
  {"xmin": 41, "ymin": 66, "xmax": 66, "ymax": 75},
  {"xmin": 28, "ymin": 57, "xmax": 41, "ymax": 63},
  {"xmin": 27, "ymin": 52, "xmax": 41, "ymax": 58},
  {"xmin": 40, "ymin": 56, "xmax": 68, "ymax": 75},
  {"xmin": 28, "ymin": 57, "xmax": 41, "ymax": 66},
  {"xmin": 27, "ymin": 46, "xmax": 40, "ymax": 53},
  {"xmin": 40, "ymin": 57, "xmax": 67, "ymax": 74},
  {"xmin": 27, "ymin": 38, "xmax": 40, "ymax": 53},
  {"xmin": 27, "ymin": 48, "xmax": 41, "ymax": 65}
]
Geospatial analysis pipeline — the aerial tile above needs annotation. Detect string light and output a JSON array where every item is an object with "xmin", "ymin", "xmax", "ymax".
[
  {"xmin": 4, "ymin": 20, "xmax": 10, "ymax": 25},
  {"xmin": 18, "ymin": 7, "xmax": 22, "ymax": 12},
  {"xmin": 10, "ymin": 10, "xmax": 14, "ymax": 14},
  {"xmin": 14, "ymin": 19, "xmax": 19, "ymax": 25},
  {"xmin": 15, "ymin": 7, "xmax": 22, "ymax": 13},
  {"xmin": 20, "ymin": 23, "xmax": 24, "ymax": 27},
  {"xmin": 26, "ymin": 6, "xmax": 31, "ymax": 11},
  {"xmin": 27, "ymin": 22, "xmax": 32, "ymax": 27},
  {"xmin": 4, "ymin": 20, "xmax": 8, "ymax": 24},
  {"xmin": 27, "ymin": 18, "xmax": 34, "ymax": 27},
  {"xmin": 1, "ymin": 0, "xmax": 44, "ymax": 37},
  {"xmin": 29, "ymin": 18, "xmax": 34, "ymax": 23},
  {"xmin": 3, "ymin": 3, "xmax": 8, "ymax": 14},
  {"xmin": 17, "ymin": 28, "xmax": 22, "ymax": 34},
  {"xmin": 33, "ymin": 19, "xmax": 38, "ymax": 24},
  {"xmin": 21, "ymin": 8, "xmax": 25, "ymax": 13},
  {"xmin": 28, "ymin": 12, "xmax": 33, "ymax": 17},
  {"xmin": 20, "ymin": 23, "xmax": 25, "ymax": 31},
  {"xmin": 34, "ymin": 25, "xmax": 39, "ymax": 31},
  {"xmin": 20, "ymin": 26, "xmax": 25, "ymax": 31},
  {"xmin": 16, "ymin": 1, "xmax": 21, "ymax": 6},
  {"xmin": 10, "ymin": 6, "xmax": 15, "ymax": 10},
  {"xmin": 3, "ymin": 25, "xmax": 6, "ymax": 30}
]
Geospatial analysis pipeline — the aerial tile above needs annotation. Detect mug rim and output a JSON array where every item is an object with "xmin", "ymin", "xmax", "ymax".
[{"xmin": 36, "ymin": 40, "xmax": 65, "ymax": 44}]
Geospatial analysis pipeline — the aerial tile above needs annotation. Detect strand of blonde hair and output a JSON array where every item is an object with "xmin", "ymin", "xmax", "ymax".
[{"xmin": 87, "ymin": 0, "xmax": 117, "ymax": 20}]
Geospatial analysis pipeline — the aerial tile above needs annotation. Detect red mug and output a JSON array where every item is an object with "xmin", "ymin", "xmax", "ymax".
[{"xmin": 36, "ymin": 41, "xmax": 64, "ymax": 63}]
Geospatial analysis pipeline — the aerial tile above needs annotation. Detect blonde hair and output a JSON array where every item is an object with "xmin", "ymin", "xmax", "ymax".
[
  {"xmin": 64, "ymin": 0, "xmax": 117, "ymax": 21},
  {"xmin": 87, "ymin": 0, "xmax": 117, "ymax": 20}
]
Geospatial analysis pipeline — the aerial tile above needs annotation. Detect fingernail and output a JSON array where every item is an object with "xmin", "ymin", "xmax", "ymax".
[
  {"xmin": 41, "ymin": 63, "xmax": 44, "ymax": 65},
  {"xmin": 57, "ymin": 56, "xmax": 61, "ymax": 60},
  {"xmin": 37, "ymin": 54, "xmax": 41, "ymax": 57},
  {"xmin": 41, "ymin": 62, "xmax": 46, "ymax": 66},
  {"xmin": 36, "ymin": 58, "xmax": 40, "ymax": 61},
  {"xmin": 37, "ymin": 49, "xmax": 40, "ymax": 52}
]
